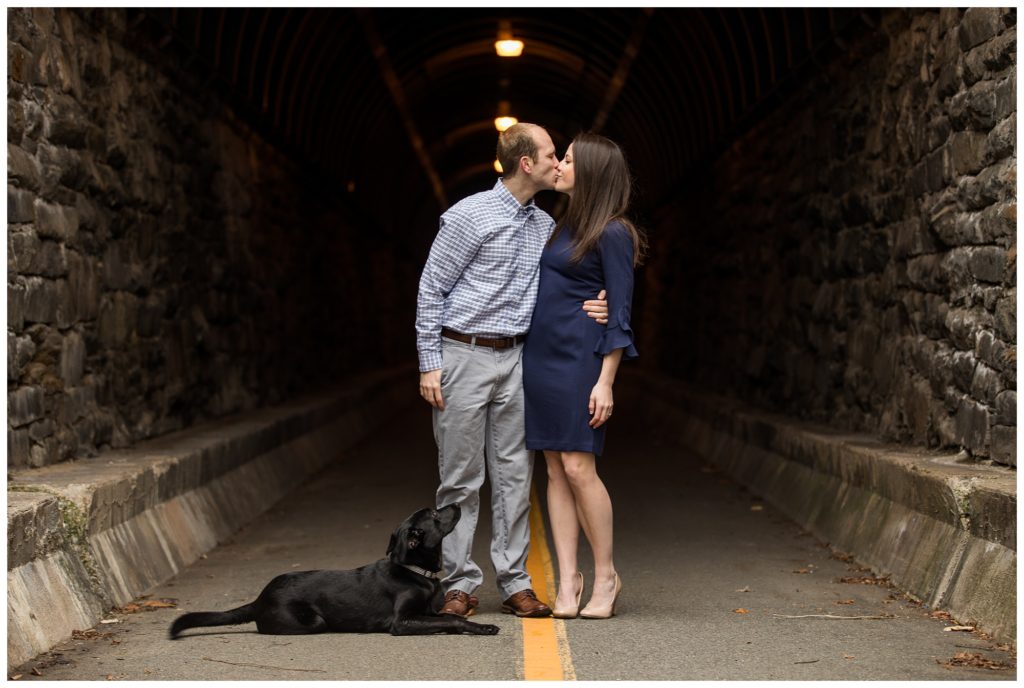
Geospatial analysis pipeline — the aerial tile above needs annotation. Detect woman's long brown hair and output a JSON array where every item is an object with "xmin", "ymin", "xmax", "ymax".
[{"xmin": 551, "ymin": 132, "xmax": 646, "ymax": 267}]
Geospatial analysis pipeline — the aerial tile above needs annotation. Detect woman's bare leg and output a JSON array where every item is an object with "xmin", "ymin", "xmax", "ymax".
[
  {"xmin": 560, "ymin": 451, "xmax": 617, "ymax": 608},
  {"xmin": 544, "ymin": 451, "xmax": 583, "ymax": 609}
]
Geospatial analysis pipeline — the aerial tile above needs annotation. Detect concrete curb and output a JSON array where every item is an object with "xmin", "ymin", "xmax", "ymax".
[
  {"xmin": 630, "ymin": 371, "xmax": 1016, "ymax": 643},
  {"xmin": 7, "ymin": 366, "xmax": 414, "ymax": 670}
]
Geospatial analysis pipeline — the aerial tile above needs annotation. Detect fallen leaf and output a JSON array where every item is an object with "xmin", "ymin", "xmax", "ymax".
[
  {"xmin": 106, "ymin": 675, "xmax": 114, "ymax": 681},
  {"xmin": 11, "ymin": 674, "xmax": 22, "ymax": 680},
  {"xmin": 750, "ymin": 504, "xmax": 764, "ymax": 511},
  {"xmin": 99, "ymin": 619, "xmax": 120, "ymax": 624},
  {"xmin": 793, "ymin": 568, "xmax": 811, "ymax": 574},
  {"xmin": 735, "ymin": 586, "xmax": 751, "ymax": 593},
  {"xmin": 31, "ymin": 668, "xmax": 42, "ymax": 676},
  {"xmin": 929, "ymin": 610, "xmax": 953, "ymax": 620},
  {"xmin": 939, "ymin": 652, "xmax": 1013, "ymax": 670},
  {"xmin": 835, "ymin": 600, "xmax": 855, "ymax": 605},
  {"xmin": 141, "ymin": 600, "xmax": 176, "ymax": 609},
  {"xmin": 144, "ymin": 669, "xmax": 153, "ymax": 675},
  {"xmin": 943, "ymin": 625, "xmax": 975, "ymax": 632},
  {"xmin": 838, "ymin": 575, "xmax": 890, "ymax": 586},
  {"xmin": 733, "ymin": 608, "xmax": 750, "ymax": 614},
  {"xmin": 843, "ymin": 654, "xmax": 855, "ymax": 660}
]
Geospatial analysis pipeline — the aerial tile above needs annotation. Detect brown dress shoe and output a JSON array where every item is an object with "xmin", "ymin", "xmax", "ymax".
[
  {"xmin": 440, "ymin": 590, "xmax": 479, "ymax": 617},
  {"xmin": 501, "ymin": 589, "xmax": 552, "ymax": 618}
]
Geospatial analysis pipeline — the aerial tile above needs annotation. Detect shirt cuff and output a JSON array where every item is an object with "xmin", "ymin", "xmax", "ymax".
[{"xmin": 419, "ymin": 350, "xmax": 443, "ymax": 372}]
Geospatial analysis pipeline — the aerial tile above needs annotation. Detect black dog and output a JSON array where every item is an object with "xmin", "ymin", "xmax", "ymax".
[{"xmin": 169, "ymin": 504, "xmax": 498, "ymax": 637}]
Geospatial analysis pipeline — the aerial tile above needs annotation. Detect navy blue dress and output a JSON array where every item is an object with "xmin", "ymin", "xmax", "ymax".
[{"xmin": 523, "ymin": 221, "xmax": 638, "ymax": 456}]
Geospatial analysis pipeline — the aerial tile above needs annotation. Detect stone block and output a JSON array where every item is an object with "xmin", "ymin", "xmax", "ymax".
[
  {"xmin": 22, "ymin": 276, "xmax": 59, "ymax": 325},
  {"xmin": 8, "ymin": 185, "xmax": 35, "ymax": 223},
  {"xmin": 9, "ymin": 99, "xmax": 25, "ymax": 145},
  {"xmin": 946, "ymin": 131, "xmax": 987, "ymax": 177},
  {"xmin": 954, "ymin": 398, "xmax": 990, "ymax": 450},
  {"xmin": 971, "ymin": 362, "xmax": 1002, "ymax": 405},
  {"xmin": 993, "ymin": 76, "xmax": 1015, "ymax": 124},
  {"xmin": 67, "ymin": 251, "xmax": 100, "ymax": 322},
  {"xmin": 964, "ymin": 246, "xmax": 1007, "ymax": 283},
  {"xmin": 959, "ymin": 8, "xmax": 1007, "ymax": 50},
  {"xmin": 993, "ymin": 290, "xmax": 1015, "ymax": 342},
  {"xmin": 989, "ymin": 425, "xmax": 1016, "ymax": 466},
  {"xmin": 9, "ymin": 40, "xmax": 32, "ymax": 83},
  {"xmin": 951, "ymin": 351, "xmax": 977, "ymax": 393},
  {"xmin": 30, "ymin": 436, "xmax": 61, "ymax": 468},
  {"xmin": 9, "ymin": 279, "xmax": 26, "ymax": 333},
  {"xmin": 8, "ymin": 428, "xmax": 32, "ymax": 467},
  {"xmin": 33, "ymin": 199, "xmax": 79, "ymax": 241},
  {"xmin": 893, "ymin": 217, "xmax": 939, "ymax": 258},
  {"xmin": 98, "ymin": 291, "xmax": 140, "ymax": 347},
  {"xmin": 42, "ymin": 93, "xmax": 87, "ymax": 148},
  {"xmin": 959, "ymin": 158, "xmax": 1016, "ymax": 210},
  {"xmin": 994, "ymin": 390, "xmax": 1015, "ymax": 425},
  {"xmin": 906, "ymin": 254, "xmax": 947, "ymax": 292},
  {"xmin": 60, "ymin": 330, "xmax": 85, "ymax": 386},
  {"xmin": 8, "ymin": 332, "xmax": 36, "ymax": 382},
  {"xmin": 946, "ymin": 307, "xmax": 993, "ymax": 351},
  {"xmin": 985, "ymin": 113, "xmax": 1015, "ymax": 165},
  {"xmin": 28, "ymin": 418, "xmax": 55, "ymax": 442},
  {"xmin": 9, "ymin": 386, "xmax": 45, "ymax": 427},
  {"xmin": 8, "ymin": 143, "xmax": 42, "ymax": 191},
  {"xmin": 14, "ymin": 236, "xmax": 67, "ymax": 278}
]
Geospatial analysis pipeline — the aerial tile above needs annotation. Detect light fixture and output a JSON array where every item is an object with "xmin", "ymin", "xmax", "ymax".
[
  {"xmin": 494, "ymin": 116, "xmax": 518, "ymax": 132},
  {"xmin": 494, "ymin": 100, "xmax": 517, "ymax": 132},
  {"xmin": 494, "ymin": 159, "xmax": 503, "ymax": 173},
  {"xmin": 494, "ymin": 20, "xmax": 523, "ymax": 57}
]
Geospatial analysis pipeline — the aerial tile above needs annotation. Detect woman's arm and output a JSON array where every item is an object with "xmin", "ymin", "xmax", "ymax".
[{"xmin": 589, "ymin": 348, "xmax": 624, "ymax": 428}]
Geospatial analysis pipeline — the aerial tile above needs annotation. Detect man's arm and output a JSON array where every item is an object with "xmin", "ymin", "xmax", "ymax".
[
  {"xmin": 415, "ymin": 212, "xmax": 483, "ymax": 409},
  {"xmin": 583, "ymin": 289, "xmax": 609, "ymax": 325}
]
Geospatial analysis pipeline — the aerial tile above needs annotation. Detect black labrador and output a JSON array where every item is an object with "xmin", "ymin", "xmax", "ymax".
[{"xmin": 169, "ymin": 504, "xmax": 498, "ymax": 637}]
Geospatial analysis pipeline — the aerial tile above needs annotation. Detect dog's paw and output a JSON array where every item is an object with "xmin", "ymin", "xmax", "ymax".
[{"xmin": 476, "ymin": 623, "xmax": 500, "ymax": 635}]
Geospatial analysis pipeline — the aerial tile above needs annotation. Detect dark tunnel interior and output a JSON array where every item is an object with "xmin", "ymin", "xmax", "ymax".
[{"xmin": 7, "ymin": 7, "xmax": 1016, "ymax": 468}]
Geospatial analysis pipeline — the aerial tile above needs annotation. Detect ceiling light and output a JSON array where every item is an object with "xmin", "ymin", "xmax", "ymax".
[
  {"xmin": 494, "ymin": 116, "xmax": 518, "ymax": 132},
  {"xmin": 494, "ymin": 39, "xmax": 524, "ymax": 57},
  {"xmin": 495, "ymin": 20, "xmax": 523, "ymax": 57},
  {"xmin": 494, "ymin": 159, "xmax": 504, "ymax": 173}
]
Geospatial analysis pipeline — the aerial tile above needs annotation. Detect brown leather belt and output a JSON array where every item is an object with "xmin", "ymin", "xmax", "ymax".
[{"xmin": 442, "ymin": 328, "xmax": 524, "ymax": 349}]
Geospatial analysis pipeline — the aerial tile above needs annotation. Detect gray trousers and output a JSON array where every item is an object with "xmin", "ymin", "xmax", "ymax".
[{"xmin": 433, "ymin": 336, "xmax": 535, "ymax": 598}]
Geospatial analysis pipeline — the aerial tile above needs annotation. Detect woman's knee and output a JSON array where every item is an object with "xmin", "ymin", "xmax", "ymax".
[
  {"xmin": 561, "ymin": 452, "xmax": 596, "ymax": 485},
  {"xmin": 545, "ymin": 451, "xmax": 569, "ymax": 482}
]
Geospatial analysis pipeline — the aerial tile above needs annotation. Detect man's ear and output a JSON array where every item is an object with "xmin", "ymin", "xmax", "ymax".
[{"xmin": 520, "ymin": 155, "xmax": 533, "ymax": 175}]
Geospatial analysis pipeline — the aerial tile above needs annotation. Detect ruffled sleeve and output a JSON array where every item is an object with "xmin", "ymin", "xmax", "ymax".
[{"xmin": 593, "ymin": 221, "xmax": 639, "ymax": 361}]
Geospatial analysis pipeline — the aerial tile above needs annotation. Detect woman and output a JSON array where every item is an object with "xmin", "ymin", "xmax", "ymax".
[{"xmin": 523, "ymin": 133, "xmax": 644, "ymax": 619}]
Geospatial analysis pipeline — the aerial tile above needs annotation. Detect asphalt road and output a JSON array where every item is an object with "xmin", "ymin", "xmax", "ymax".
[{"xmin": 12, "ymin": 383, "xmax": 1016, "ymax": 681}]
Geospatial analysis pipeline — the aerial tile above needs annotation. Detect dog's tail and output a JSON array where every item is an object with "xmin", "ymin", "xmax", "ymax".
[{"xmin": 169, "ymin": 603, "xmax": 257, "ymax": 639}]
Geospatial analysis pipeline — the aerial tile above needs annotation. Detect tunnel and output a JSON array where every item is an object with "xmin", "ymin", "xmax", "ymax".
[{"xmin": 6, "ymin": 7, "xmax": 1017, "ymax": 678}]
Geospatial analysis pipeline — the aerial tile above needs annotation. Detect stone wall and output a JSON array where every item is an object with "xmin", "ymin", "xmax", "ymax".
[
  {"xmin": 8, "ymin": 8, "xmax": 416, "ymax": 467},
  {"xmin": 640, "ymin": 8, "xmax": 1016, "ymax": 465}
]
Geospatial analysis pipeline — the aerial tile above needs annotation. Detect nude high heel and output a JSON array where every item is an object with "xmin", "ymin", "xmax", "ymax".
[
  {"xmin": 552, "ymin": 572, "xmax": 584, "ymax": 619},
  {"xmin": 579, "ymin": 573, "xmax": 621, "ymax": 619}
]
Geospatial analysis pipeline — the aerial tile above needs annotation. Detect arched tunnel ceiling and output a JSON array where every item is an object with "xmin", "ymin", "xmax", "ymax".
[{"xmin": 125, "ymin": 8, "xmax": 876, "ymax": 226}]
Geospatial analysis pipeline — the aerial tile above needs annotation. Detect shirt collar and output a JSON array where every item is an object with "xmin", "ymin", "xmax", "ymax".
[{"xmin": 493, "ymin": 179, "xmax": 536, "ymax": 217}]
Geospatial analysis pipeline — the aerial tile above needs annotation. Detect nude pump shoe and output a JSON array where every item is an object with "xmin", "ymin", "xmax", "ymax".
[
  {"xmin": 579, "ymin": 573, "xmax": 621, "ymax": 619},
  {"xmin": 552, "ymin": 572, "xmax": 584, "ymax": 619}
]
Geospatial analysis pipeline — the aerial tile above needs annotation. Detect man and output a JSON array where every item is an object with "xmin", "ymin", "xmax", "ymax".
[{"xmin": 416, "ymin": 123, "xmax": 607, "ymax": 618}]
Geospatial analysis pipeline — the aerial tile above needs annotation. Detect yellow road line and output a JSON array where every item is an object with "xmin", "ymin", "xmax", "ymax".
[{"xmin": 522, "ymin": 485, "xmax": 576, "ymax": 681}]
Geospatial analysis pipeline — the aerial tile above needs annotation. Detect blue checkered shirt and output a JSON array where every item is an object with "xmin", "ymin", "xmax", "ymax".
[{"xmin": 416, "ymin": 180, "xmax": 556, "ymax": 372}]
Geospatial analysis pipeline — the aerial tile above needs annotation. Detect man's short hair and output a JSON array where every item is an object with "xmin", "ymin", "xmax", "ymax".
[{"xmin": 496, "ymin": 123, "xmax": 540, "ymax": 178}]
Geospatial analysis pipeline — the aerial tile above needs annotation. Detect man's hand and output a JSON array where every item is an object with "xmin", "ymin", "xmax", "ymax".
[
  {"xmin": 419, "ymin": 369, "xmax": 445, "ymax": 410},
  {"xmin": 583, "ymin": 289, "xmax": 609, "ymax": 325}
]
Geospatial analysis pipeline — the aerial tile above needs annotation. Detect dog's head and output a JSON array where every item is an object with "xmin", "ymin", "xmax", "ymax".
[{"xmin": 386, "ymin": 504, "xmax": 461, "ymax": 571}]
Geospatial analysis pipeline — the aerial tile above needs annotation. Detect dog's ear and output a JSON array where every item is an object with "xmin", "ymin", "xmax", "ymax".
[{"xmin": 386, "ymin": 531, "xmax": 398, "ymax": 556}]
